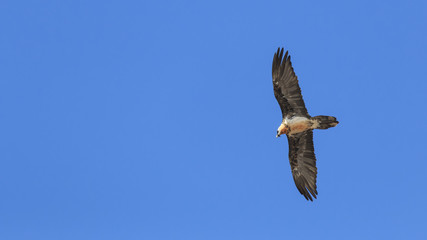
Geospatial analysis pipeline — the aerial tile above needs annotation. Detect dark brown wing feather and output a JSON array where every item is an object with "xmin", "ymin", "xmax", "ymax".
[
  {"xmin": 287, "ymin": 130, "xmax": 318, "ymax": 201},
  {"xmin": 272, "ymin": 48, "xmax": 310, "ymax": 118}
]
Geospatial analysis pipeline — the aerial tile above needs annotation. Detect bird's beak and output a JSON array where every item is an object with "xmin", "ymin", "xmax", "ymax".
[{"xmin": 276, "ymin": 134, "xmax": 280, "ymax": 138}]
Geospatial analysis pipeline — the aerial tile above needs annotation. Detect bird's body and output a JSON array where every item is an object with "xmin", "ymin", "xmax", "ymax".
[
  {"xmin": 271, "ymin": 47, "xmax": 338, "ymax": 201},
  {"xmin": 281, "ymin": 116, "xmax": 314, "ymax": 135}
]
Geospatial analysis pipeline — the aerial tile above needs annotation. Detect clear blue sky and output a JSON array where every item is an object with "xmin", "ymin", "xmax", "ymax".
[{"xmin": 1, "ymin": 0, "xmax": 426, "ymax": 239}]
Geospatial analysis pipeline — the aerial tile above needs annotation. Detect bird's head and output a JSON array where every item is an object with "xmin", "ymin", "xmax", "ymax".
[{"xmin": 276, "ymin": 123, "xmax": 289, "ymax": 137}]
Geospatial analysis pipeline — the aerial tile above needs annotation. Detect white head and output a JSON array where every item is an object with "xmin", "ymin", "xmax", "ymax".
[{"xmin": 276, "ymin": 123, "xmax": 290, "ymax": 137}]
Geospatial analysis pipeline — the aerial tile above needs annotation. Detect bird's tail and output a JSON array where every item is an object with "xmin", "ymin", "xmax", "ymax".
[{"xmin": 311, "ymin": 115, "xmax": 339, "ymax": 129}]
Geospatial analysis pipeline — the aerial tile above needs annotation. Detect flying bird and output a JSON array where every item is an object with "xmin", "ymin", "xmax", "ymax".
[{"xmin": 272, "ymin": 47, "xmax": 338, "ymax": 201}]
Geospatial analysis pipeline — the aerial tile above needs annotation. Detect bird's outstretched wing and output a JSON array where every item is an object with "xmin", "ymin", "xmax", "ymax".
[
  {"xmin": 272, "ymin": 48, "xmax": 310, "ymax": 118},
  {"xmin": 287, "ymin": 130, "xmax": 318, "ymax": 201}
]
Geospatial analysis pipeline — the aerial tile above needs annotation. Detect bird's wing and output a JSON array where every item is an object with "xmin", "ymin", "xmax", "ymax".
[
  {"xmin": 272, "ymin": 48, "xmax": 310, "ymax": 118},
  {"xmin": 287, "ymin": 130, "xmax": 317, "ymax": 201}
]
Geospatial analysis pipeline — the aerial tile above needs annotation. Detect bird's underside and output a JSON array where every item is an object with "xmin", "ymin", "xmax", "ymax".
[{"xmin": 272, "ymin": 47, "xmax": 338, "ymax": 201}]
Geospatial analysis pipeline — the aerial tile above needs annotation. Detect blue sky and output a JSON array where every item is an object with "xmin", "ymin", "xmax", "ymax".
[{"xmin": 1, "ymin": 0, "xmax": 427, "ymax": 239}]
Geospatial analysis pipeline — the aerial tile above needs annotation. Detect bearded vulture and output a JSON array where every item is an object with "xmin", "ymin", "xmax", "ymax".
[{"xmin": 272, "ymin": 47, "xmax": 339, "ymax": 201}]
